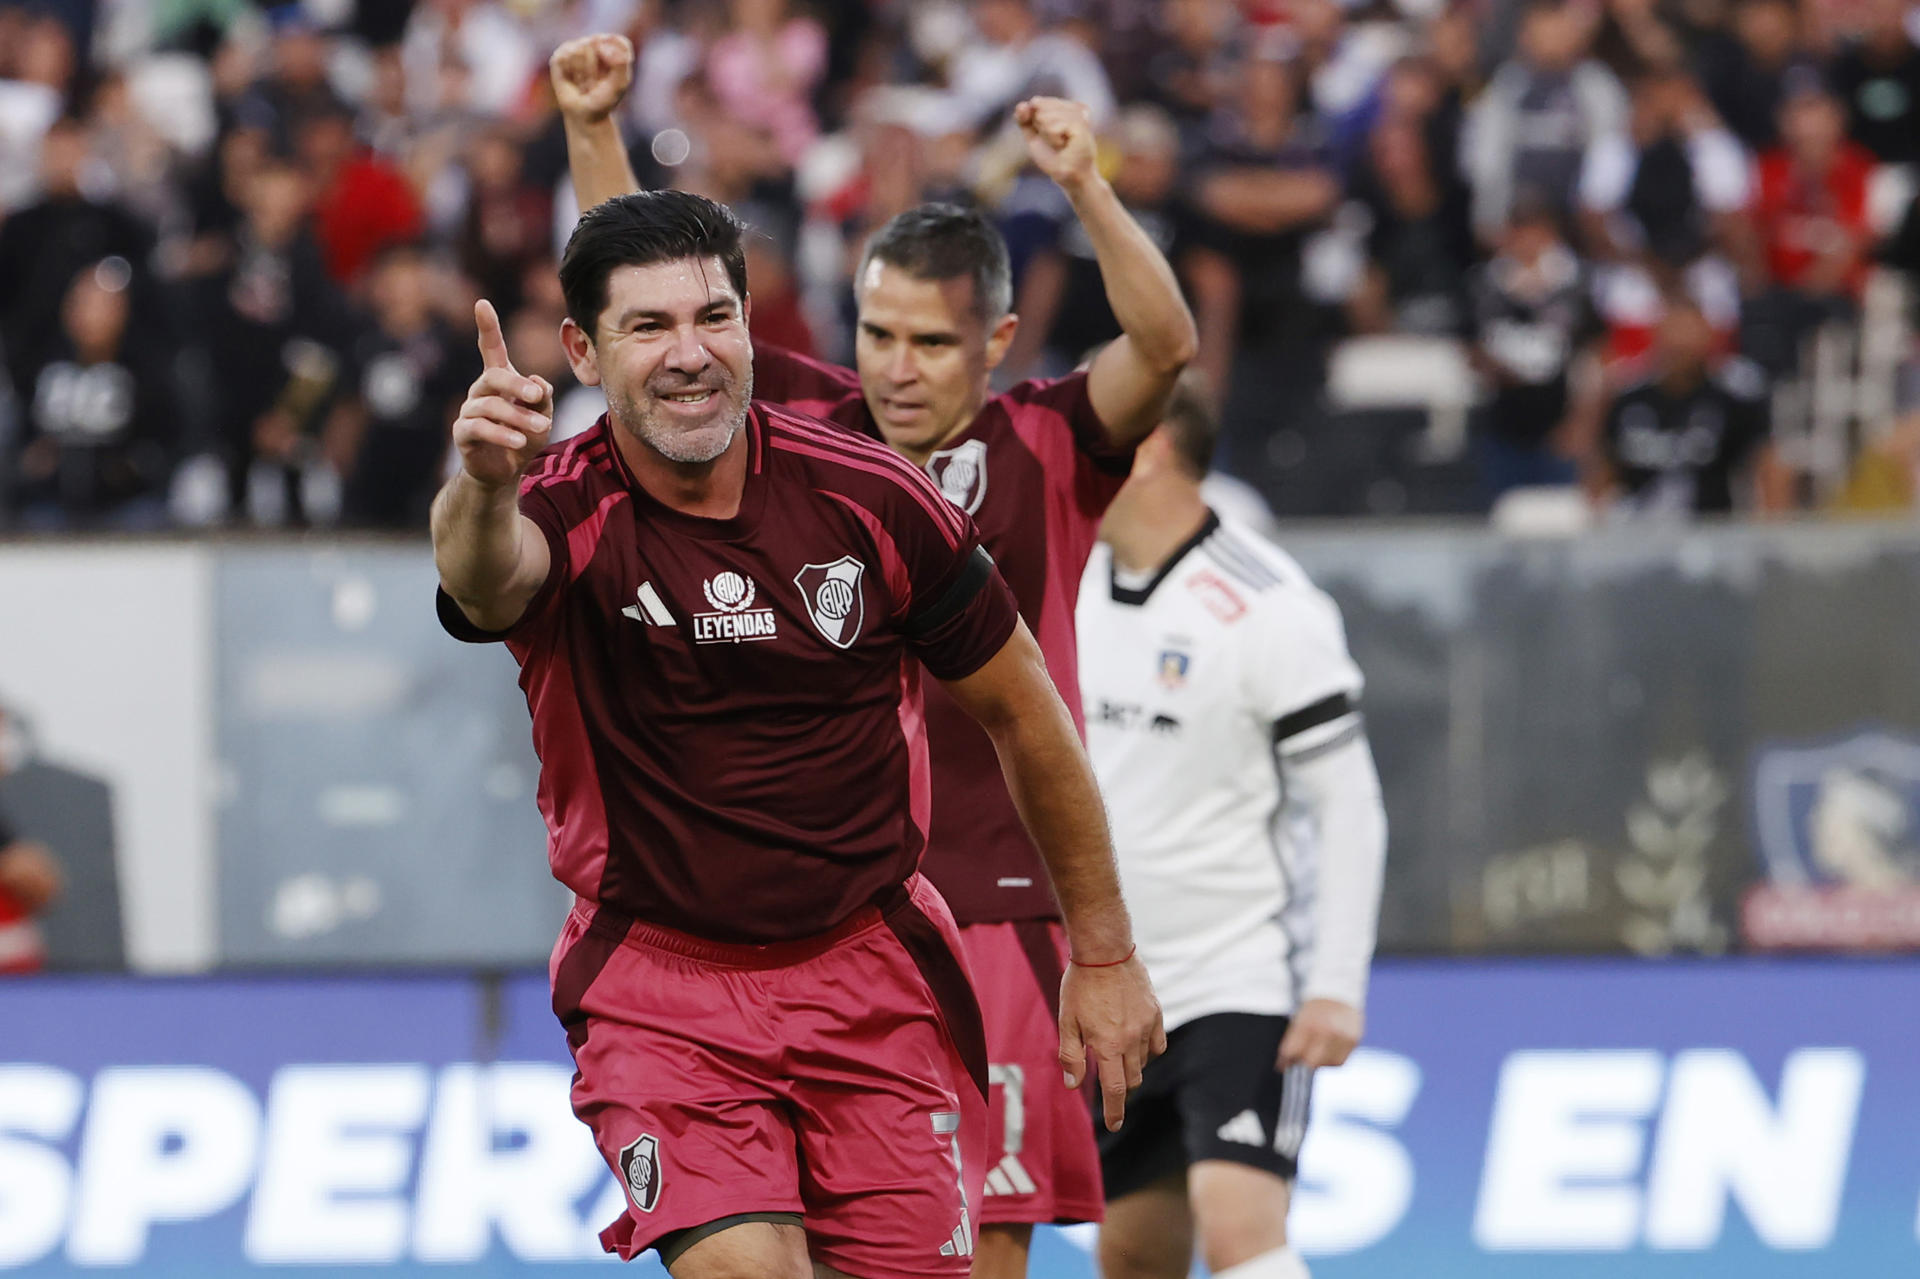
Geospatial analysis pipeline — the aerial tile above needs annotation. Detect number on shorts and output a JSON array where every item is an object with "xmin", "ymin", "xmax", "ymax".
[
  {"xmin": 931, "ymin": 1111, "xmax": 974, "ymax": 1258},
  {"xmin": 982, "ymin": 1064, "xmax": 1038, "ymax": 1196}
]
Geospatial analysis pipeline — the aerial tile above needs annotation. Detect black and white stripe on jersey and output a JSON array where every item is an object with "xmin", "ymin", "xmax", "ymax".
[{"xmin": 1200, "ymin": 528, "xmax": 1285, "ymax": 593}]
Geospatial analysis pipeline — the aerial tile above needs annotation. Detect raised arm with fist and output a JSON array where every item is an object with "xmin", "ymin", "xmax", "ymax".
[
  {"xmin": 1016, "ymin": 96, "xmax": 1101, "ymax": 194},
  {"xmin": 550, "ymin": 35, "xmax": 643, "ymax": 209},
  {"xmin": 549, "ymin": 34, "xmax": 634, "ymax": 124}
]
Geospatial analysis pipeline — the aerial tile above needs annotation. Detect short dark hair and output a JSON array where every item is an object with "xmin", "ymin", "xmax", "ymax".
[
  {"xmin": 559, "ymin": 190, "xmax": 749, "ymax": 335},
  {"xmin": 858, "ymin": 204, "xmax": 1012, "ymax": 323},
  {"xmin": 1160, "ymin": 368, "xmax": 1219, "ymax": 478}
]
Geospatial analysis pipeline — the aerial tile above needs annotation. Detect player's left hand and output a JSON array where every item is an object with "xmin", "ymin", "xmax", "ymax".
[
  {"xmin": 1016, "ymin": 96, "xmax": 1100, "ymax": 192},
  {"xmin": 1279, "ymin": 998, "xmax": 1364, "ymax": 1069},
  {"xmin": 1060, "ymin": 954, "xmax": 1167, "ymax": 1132}
]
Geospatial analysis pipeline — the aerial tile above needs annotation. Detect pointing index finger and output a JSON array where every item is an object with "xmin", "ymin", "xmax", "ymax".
[{"xmin": 475, "ymin": 299, "xmax": 514, "ymax": 373}]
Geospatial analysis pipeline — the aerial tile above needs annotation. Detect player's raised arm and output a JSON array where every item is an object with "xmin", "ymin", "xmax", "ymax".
[
  {"xmin": 431, "ymin": 299, "xmax": 556, "ymax": 633},
  {"xmin": 939, "ymin": 620, "xmax": 1167, "ymax": 1131},
  {"xmin": 551, "ymin": 34, "xmax": 643, "ymax": 210},
  {"xmin": 1017, "ymin": 96, "xmax": 1197, "ymax": 445}
]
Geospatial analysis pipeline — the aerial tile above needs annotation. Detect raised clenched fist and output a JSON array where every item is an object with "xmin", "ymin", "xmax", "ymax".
[
  {"xmin": 1015, "ymin": 97, "xmax": 1100, "ymax": 193},
  {"xmin": 550, "ymin": 34, "xmax": 634, "ymax": 123}
]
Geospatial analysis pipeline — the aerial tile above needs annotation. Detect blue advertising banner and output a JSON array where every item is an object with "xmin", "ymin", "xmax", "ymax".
[{"xmin": 3, "ymin": 960, "xmax": 1917, "ymax": 1277}]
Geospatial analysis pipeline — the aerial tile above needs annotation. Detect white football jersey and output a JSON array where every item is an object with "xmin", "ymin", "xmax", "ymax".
[{"xmin": 1079, "ymin": 511, "xmax": 1371, "ymax": 1031}]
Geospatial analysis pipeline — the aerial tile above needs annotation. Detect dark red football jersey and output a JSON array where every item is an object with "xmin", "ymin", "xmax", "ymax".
[
  {"xmin": 439, "ymin": 403, "xmax": 1019, "ymax": 943},
  {"xmin": 755, "ymin": 347, "xmax": 1133, "ymax": 924}
]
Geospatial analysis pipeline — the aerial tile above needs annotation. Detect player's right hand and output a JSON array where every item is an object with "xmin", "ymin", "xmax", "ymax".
[
  {"xmin": 455, "ymin": 299, "xmax": 553, "ymax": 490},
  {"xmin": 1059, "ymin": 953, "xmax": 1167, "ymax": 1132},
  {"xmin": 549, "ymin": 34, "xmax": 634, "ymax": 123}
]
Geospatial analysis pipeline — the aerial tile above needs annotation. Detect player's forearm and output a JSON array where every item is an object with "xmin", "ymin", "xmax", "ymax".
[
  {"xmin": 1285, "ymin": 739, "xmax": 1388, "ymax": 1008},
  {"xmin": 564, "ymin": 113, "xmax": 641, "ymax": 211},
  {"xmin": 1063, "ymin": 175, "xmax": 1197, "ymax": 373},
  {"xmin": 431, "ymin": 472, "xmax": 532, "ymax": 623},
  {"xmin": 988, "ymin": 705, "xmax": 1137, "ymax": 962}
]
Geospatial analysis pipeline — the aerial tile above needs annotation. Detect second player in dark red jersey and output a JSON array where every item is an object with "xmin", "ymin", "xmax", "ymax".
[
  {"xmin": 432, "ymin": 188, "xmax": 1162, "ymax": 1279},
  {"xmin": 555, "ymin": 38, "xmax": 1200, "ymax": 1277}
]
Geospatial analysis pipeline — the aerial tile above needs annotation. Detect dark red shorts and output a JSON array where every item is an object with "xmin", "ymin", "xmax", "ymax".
[
  {"xmin": 550, "ymin": 874, "xmax": 989, "ymax": 1279},
  {"xmin": 959, "ymin": 919, "xmax": 1105, "ymax": 1226}
]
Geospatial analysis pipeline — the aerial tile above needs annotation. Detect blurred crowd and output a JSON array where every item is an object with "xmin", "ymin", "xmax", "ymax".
[{"xmin": 0, "ymin": 0, "xmax": 1918, "ymax": 529}]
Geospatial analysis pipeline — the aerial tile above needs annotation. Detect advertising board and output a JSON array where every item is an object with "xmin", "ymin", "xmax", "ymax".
[{"xmin": 4, "ymin": 961, "xmax": 1916, "ymax": 1277}]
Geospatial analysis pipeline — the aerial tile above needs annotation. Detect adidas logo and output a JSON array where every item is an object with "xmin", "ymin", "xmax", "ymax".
[
  {"xmin": 1216, "ymin": 1109, "xmax": 1266, "ymax": 1147},
  {"xmin": 938, "ymin": 1223, "xmax": 972, "ymax": 1258},
  {"xmin": 983, "ymin": 1154, "xmax": 1037, "ymax": 1196},
  {"xmin": 621, "ymin": 582, "xmax": 674, "ymax": 626}
]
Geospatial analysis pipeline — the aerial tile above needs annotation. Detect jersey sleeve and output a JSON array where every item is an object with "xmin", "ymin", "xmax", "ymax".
[
  {"xmin": 863, "ymin": 462, "xmax": 1019, "ymax": 680},
  {"xmin": 1247, "ymin": 586, "xmax": 1366, "ymax": 753},
  {"xmin": 435, "ymin": 480, "xmax": 570, "ymax": 644},
  {"xmin": 753, "ymin": 343, "xmax": 866, "ymax": 425},
  {"xmin": 1009, "ymin": 371, "xmax": 1135, "ymax": 482}
]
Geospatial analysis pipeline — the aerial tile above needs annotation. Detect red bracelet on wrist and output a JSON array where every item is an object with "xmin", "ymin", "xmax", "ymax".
[{"xmin": 1069, "ymin": 944, "xmax": 1136, "ymax": 969}]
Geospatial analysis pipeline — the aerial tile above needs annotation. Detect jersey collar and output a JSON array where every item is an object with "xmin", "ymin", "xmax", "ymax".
[
  {"xmin": 600, "ymin": 403, "xmax": 770, "ymax": 541},
  {"xmin": 1110, "ymin": 509, "xmax": 1219, "ymax": 606}
]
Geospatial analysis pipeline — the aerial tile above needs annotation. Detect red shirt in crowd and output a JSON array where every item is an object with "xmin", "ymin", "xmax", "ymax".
[
  {"xmin": 1754, "ymin": 143, "xmax": 1878, "ymax": 298},
  {"xmin": 312, "ymin": 152, "xmax": 425, "ymax": 285}
]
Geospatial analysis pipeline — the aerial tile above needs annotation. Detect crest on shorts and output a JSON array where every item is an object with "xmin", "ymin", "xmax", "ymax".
[
  {"xmin": 617, "ymin": 1133, "xmax": 662, "ymax": 1213},
  {"xmin": 794, "ymin": 556, "xmax": 867, "ymax": 649},
  {"xmin": 928, "ymin": 440, "xmax": 988, "ymax": 515}
]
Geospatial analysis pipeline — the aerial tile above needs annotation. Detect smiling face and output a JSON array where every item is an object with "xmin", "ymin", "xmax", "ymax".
[
  {"xmin": 853, "ymin": 258, "xmax": 1015, "ymax": 465},
  {"xmin": 563, "ymin": 255, "xmax": 755, "ymax": 465}
]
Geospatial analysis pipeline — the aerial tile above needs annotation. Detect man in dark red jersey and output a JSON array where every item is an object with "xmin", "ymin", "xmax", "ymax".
[
  {"xmin": 552, "ymin": 35, "xmax": 1198, "ymax": 1279},
  {"xmin": 432, "ymin": 190, "xmax": 1163, "ymax": 1279},
  {"xmin": 553, "ymin": 37, "xmax": 1196, "ymax": 1278}
]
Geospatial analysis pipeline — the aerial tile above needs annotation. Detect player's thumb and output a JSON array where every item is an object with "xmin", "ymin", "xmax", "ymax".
[
  {"xmin": 1277, "ymin": 1021, "xmax": 1305, "ymax": 1070},
  {"xmin": 475, "ymin": 299, "xmax": 515, "ymax": 373},
  {"xmin": 1059, "ymin": 1020, "xmax": 1087, "ymax": 1090}
]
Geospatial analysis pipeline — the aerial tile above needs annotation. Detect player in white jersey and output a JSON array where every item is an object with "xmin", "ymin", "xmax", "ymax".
[{"xmin": 1076, "ymin": 373, "xmax": 1387, "ymax": 1279}]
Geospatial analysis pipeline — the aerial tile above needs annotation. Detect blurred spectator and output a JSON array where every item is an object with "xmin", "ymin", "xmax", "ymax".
[
  {"xmin": 1697, "ymin": 0, "xmax": 1816, "ymax": 151},
  {"xmin": 1828, "ymin": 0, "xmax": 1920, "ymax": 164},
  {"xmin": 327, "ymin": 243, "xmax": 479, "ymax": 528},
  {"xmin": 1576, "ymin": 65, "xmax": 1751, "ymax": 271},
  {"xmin": 1289, "ymin": 0, "xmax": 1402, "ymax": 169},
  {"xmin": 1002, "ymin": 103, "xmax": 1190, "ymax": 378},
  {"xmin": 401, "ymin": 0, "xmax": 539, "ymax": 119},
  {"xmin": 235, "ymin": 6, "xmax": 347, "ymax": 154},
  {"xmin": 1465, "ymin": 0, "xmax": 1629, "ymax": 242},
  {"xmin": 1591, "ymin": 0, "xmax": 1685, "ymax": 82},
  {"xmin": 189, "ymin": 154, "xmax": 352, "ymax": 524},
  {"xmin": 1744, "ymin": 79, "xmax": 1879, "ymax": 372},
  {"xmin": 948, "ymin": 0, "xmax": 1117, "ymax": 129},
  {"xmin": 1184, "ymin": 56, "xmax": 1340, "ymax": 393},
  {"xmin": 458, "ymin": 126, "xmax": 552, "ymax": 313},
  {"xmin": 1597, "ymin": 293, "xmax": 1778, "ymax": 515},
  {"xmin": 0, "ymin": 800, "xmax": 60, "ymax": 976},
  {"xmin": 1144, "ymin": 0, "xmax": 1244, "ymax": 142},
  {"xmin": 0, "ymin": 13, "xmax": 76, "ymax": 213},
  {"xmin": 1347, "ymin": 112, "xmax": 1476, "ymax": 336},
  {"xmin": 1469, "ymin": 202, "xmax": 1598, "ymax": 498},
  {"xmin": 0, "ymin": 115, "xmax": 156, "ymax": 394},
  {"xmin": 299, "ymin": 102, "xmax": 426, "ymax": 286},
  {"xmin": 705, "ymin": 0, "xmax": 827, "ymax": 167},
  {"xmin": 7, "ymin": 259, "xmax": 176, "ymax": 530}
]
